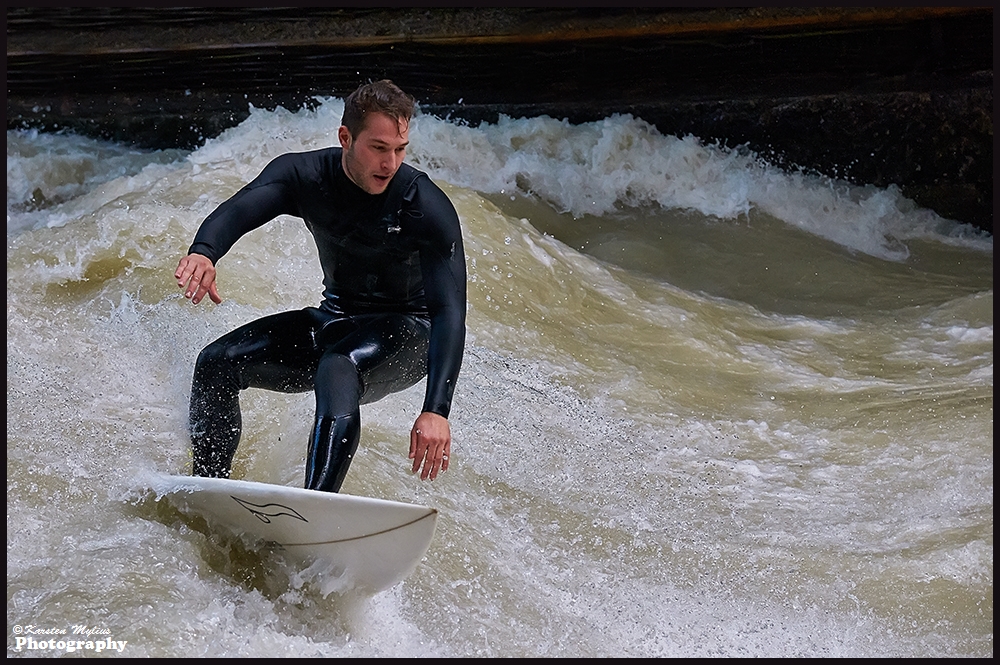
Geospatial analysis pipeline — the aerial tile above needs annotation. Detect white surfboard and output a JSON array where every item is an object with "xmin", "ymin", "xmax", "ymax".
[{"xmin": 150, "ymin": 473, "xmax": 437, "ymax": 593}]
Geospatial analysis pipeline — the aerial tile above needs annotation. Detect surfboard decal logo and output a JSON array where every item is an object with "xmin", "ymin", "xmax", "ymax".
[{"xmin": 230, "ymin": 496, "xmax": 309, "ymax": 524}]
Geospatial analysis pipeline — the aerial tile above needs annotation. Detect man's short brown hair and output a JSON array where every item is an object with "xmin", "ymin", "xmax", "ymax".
[{"xmin": 341, "ymin": 79, "xmax": 415, "ymax": 136}]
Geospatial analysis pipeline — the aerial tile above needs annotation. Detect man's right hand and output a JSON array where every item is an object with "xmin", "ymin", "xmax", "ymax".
[{"xmin": 175, "ymin": 253, "xmax": 222, "ymax": 305}]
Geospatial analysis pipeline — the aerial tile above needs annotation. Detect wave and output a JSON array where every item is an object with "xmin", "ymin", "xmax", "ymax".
[{"xmin": 7, "ymin": 97, "xmax": 992, "ymax": 258}]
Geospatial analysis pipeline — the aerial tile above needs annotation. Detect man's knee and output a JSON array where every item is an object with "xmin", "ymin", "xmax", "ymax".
[
  {"xmin": 315, "ymin": 353, "xmax": 362, "ymax": 417},
  {"xmin": 317, "ymin": 352, "xmax": 360, "ymax": 382},
  {"xmin": 193, "ymin": 339, "xmax": 247, "ymax": 392},
  {"xmin": 194, "ymin": 339, "xmax": 227, "ymax": 373}
]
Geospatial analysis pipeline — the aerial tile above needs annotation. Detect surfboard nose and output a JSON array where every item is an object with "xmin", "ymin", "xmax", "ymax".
[{"xmin": 150, "ymin": 473, "xmax": 438, "ymax": 594}]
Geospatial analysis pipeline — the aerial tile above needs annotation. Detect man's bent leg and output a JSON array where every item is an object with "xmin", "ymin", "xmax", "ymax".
[
  {"xmin": 304, "ymin": 315, "xmax": 431, "ymax": 492},
  {"xmin": 334, "ymin": 314, "xmax": 431, "ymax": 405},
  {"xmin": 189, "ymin": 310, "xmax": 322, "ymax": 478},
  {"xmin": 189, "ymin": 340, "xmax": 243, "ymax": 477},
  {"xmin": 305, "ymin": 353, "xmax": 363, "ymax": 493}
]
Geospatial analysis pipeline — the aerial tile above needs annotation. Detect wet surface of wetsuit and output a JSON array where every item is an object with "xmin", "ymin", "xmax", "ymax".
[{"xmin": 186, "ymin": 147, "xmax": 466, "ymax": 492}]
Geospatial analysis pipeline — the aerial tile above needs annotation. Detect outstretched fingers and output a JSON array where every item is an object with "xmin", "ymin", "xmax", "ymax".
[
  {"xmin": 409, "ymin": 412, "xmax": 451, "ymax": 481},
  {"xmin": 175, "ymin": 253, "xmax": 222, "ymax": 304}
]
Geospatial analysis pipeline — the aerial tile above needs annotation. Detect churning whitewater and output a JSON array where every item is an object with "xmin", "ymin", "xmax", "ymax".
[{"xmin": 7, "ymin": 97, "xmax": 992, "ymax": 657}]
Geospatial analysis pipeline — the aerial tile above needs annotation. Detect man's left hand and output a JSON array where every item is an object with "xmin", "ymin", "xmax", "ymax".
[{"xmin": 409, "ymin": 411, "xmax": 451, "ymax": 481}]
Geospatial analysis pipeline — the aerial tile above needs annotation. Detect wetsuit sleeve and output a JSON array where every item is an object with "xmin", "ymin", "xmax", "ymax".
[
  {"xmin": 407, "ymin": 178, "xmax": 467, "ymax": 418},
  {"xmin": 187, "ymin": 154, "xmax": 301, "ymax": 263}
]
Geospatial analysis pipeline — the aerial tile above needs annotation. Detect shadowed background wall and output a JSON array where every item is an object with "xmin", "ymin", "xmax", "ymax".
[{"xmin": 6, "ymin": 7, "xmax": 993, "ymax": 233}]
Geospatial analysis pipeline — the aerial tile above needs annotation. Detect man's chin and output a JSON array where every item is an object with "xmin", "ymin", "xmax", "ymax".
[{"xmin": 368, "ymin": 178, "xmax": 391, "ymax": 194}]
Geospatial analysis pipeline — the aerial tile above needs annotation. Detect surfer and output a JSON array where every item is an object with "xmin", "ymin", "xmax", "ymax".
[{"xmin": 174, "ymin": 79, "xmax": 466, "ymax": 493}]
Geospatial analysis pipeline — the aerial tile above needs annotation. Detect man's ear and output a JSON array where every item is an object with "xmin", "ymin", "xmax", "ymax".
[{"xmin": 338, "ymin": 125, "xmax": 351, "ymax": 149}]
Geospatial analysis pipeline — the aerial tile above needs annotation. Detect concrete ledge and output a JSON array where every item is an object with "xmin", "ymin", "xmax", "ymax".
[{"xmin": 6, "ymin": 7, "xmax": 993, "ymax": 233}]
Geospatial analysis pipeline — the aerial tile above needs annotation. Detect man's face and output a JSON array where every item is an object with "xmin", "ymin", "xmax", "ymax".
[{"xmin": 339, "ymin": 112, "xmax": 410, "ymax": 195}]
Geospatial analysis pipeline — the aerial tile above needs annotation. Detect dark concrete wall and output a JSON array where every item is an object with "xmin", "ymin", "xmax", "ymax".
[{"xmin": 6, "ymin": 7, "xmax": 993, "ymax": 233}]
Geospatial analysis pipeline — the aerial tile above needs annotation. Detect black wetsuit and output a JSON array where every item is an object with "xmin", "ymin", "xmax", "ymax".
[{"xmin": 186, "ymin": 147, "xmax": 466, "ymax": 492}]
